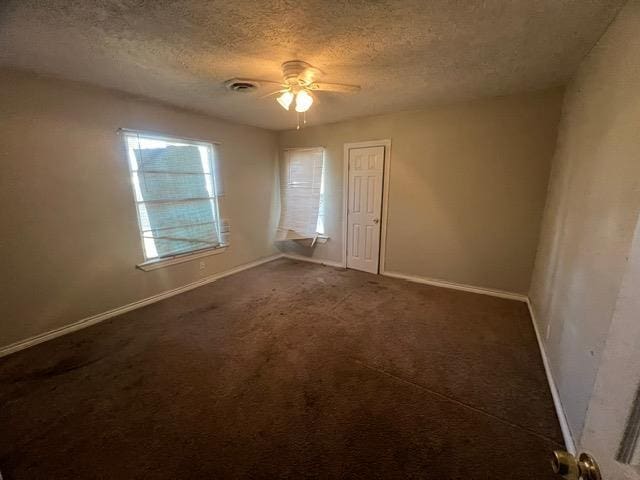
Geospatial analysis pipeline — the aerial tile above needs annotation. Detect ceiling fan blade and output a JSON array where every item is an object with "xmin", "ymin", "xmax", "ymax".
[
  {"xmin": 310, "ymin": 82, "xmax": 361, "ymax": 93},
  {"xmin": 259, "ymin": 88, "xmax": 289, "ymax": 99},
  {"xmin": 245, "ymin": 78, "xmax": 284, "ymax": 85}
]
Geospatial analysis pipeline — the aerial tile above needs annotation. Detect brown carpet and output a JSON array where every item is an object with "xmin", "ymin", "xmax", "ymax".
[{"xmin": 0, "ymin": 258, "xmax": 563, "ymax": 479}]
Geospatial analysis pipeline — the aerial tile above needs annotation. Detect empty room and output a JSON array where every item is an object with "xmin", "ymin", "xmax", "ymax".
[{"xmin": 2, "ymin": 1, "xmax": 640, "ymax": 479}]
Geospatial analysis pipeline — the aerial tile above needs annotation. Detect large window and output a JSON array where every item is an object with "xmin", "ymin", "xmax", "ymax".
[
  {"xmin": 123, "ymin": 130, "xmax": 224, "ymax": 263},
  {"xmin": 278, "ymin": 147, "xmax": 325, "ymax": 239}
]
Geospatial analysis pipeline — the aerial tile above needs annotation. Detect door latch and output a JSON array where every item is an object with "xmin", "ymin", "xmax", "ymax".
[{"xmin": 551, "ymin": 450, "xmax": 601, "ymax": 480}]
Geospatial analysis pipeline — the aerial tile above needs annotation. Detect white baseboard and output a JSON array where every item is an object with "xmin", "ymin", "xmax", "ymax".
[
  {"xmin": 527, "ymin": 299, "xmax": 577, "ymax": 454},
  {"xmin": 281, "ymin": 253, "xmax": 345, "ymax": 269},
  {"xmin": 381, "ymin": 270, "xmax": 527, "ymax": 302},
  {"xmin": 0, "ymin": 253, "xmax": 284, "ymax": 358}
]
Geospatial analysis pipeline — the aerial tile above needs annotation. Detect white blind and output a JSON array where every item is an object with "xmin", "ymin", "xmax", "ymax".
[
  {"xmin": 279, "ymin": 148, "xmax": 324, "ymax": 237},
  {"xmin": 123, "ymin": 131, "xmax": 223, "ymax": 260}
]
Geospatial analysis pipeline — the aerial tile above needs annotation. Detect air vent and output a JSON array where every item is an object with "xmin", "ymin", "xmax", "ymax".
[{"xmin": 224, "ymin": 78, "xmax": 260, "ymax": 93}]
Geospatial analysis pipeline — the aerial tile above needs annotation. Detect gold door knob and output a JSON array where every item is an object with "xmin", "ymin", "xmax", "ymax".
[{"xmin": 551, "ymin": 450, "xmax": 601, "ymax": 480}]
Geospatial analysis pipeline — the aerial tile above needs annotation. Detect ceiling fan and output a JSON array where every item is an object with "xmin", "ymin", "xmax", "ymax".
[{"xmin": 226, "ymin": 60, "xmax": 361, "ymax": 129}]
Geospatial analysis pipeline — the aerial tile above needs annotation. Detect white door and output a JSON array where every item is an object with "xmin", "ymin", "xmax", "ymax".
[
  {"xmin": 346, "ymin": 146, "xmax": 384, "ymax": 274},
  {"xmin": 569, "ymin": 215, "xmax": 640, "ymax": 480}
]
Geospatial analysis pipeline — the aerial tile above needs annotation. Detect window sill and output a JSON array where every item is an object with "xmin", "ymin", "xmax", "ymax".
[
  {"xmin": 136, "ymin": 245, "xmax": 228, "ymax": 272},
  {"xmin": 275, "ymin": 229, "xmax": 329, "ymax": 245}
]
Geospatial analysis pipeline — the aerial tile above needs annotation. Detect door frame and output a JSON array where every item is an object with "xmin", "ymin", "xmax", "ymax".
[{"xmin": 342, "ymin": 139, "xmax": 392, "ymax": 273}]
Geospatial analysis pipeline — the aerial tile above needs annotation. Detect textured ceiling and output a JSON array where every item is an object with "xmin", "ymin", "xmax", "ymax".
[{"xmin": 0, "ymin": 0, "xmax": 625, "ymax": 130}]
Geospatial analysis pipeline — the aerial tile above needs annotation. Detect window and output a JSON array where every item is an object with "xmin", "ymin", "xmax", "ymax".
[
  {"xmin": 123, "ymin": 130, "xmax": 224, "ymax": 264},
  {"xmin": 278, "ymin": 147, "xmax": 325, "ymax": 239}
]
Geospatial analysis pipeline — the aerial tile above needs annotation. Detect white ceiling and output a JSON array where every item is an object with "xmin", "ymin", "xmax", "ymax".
[{"xmin": 0, "ymin": 0, "xmax": 625, "ymax": 130}]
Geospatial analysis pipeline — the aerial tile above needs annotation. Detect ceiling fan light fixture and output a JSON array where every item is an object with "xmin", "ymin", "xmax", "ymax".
[
  {"xmin": 234, "ymin": 61, "xmax": 359, "ymax": 127},
  {"xmin": 276, "ymin": 90, "xmax": 294, "ymax": 110},
  {"xmin": 294, "ymin": 89, "xmax": 313, "ymax": 113}
]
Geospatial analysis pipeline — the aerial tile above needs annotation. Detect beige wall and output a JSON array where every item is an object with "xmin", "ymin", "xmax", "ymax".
[
  {"xmin": 279, "ymin": 89, "xmax": 563, "ymax": 294},
  {"xmin": 529, "ymin": 0, "xmax": 640, "ymax": 442},
  {"xmin": 0, "ymin": 69, "xmax": 279, "ymax": 350}
]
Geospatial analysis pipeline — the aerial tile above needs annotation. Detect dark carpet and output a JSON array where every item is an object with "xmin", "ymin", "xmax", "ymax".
[{"xmin": 0, "ymin": 258, "xmax": 563, "ymax": 479}]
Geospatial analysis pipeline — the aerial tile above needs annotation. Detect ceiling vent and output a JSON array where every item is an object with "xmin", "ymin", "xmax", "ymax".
[{"xmin": 225, "ymin": 79, "xmax": 260, "ymax": 93}]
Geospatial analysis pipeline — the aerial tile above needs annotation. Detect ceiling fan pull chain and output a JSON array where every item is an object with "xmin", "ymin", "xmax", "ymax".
[{"xmin": 296, "ymin": 112, "xmax": 300, "ymax": 130}]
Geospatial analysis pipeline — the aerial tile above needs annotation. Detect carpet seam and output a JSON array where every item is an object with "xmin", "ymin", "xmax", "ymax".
[{"xmin": 352, "ymin": 358, "xmax": 564, "ymax": 448}]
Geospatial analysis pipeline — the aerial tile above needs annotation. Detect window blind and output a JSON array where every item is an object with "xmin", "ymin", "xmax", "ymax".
[
  {"xmin": 123, "ymin": 131, "xmax": 223, "ymax": 261},
  {"xmin": 279, "ymin": 147, "xmax": 325, "ymax": 238}
]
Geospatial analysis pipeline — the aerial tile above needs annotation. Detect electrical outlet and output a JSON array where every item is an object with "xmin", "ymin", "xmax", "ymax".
[{"xmin": 199, "ymin": 261, "xmax": 205, "ymax": 270}]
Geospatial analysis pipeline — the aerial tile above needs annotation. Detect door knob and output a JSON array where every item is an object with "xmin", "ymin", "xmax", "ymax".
[
  {"xmin": 551, "ymin": 450, "xmax": 601, "ymax": 480},
  {"xmin": 373, "ymin": 218, "xmax": 379, "ymax": 224}
]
